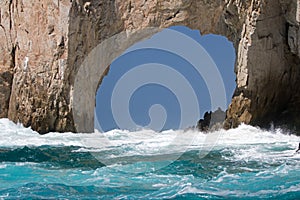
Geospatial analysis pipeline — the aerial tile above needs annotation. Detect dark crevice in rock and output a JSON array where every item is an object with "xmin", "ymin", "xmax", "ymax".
[
  {"xmin": 166, "ymin": 10, "xmax": 180, "ymax": 21},
  {"xmin": 8, "ymin": 0, "xmax": 13, "ymax": 30},
  {"xmin": 10, "ymin": 42, "xmax": 17, "ymax": 68}
]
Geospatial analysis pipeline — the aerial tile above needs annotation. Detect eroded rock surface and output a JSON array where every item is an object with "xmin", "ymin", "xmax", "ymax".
[
  {"xmin": 0, "ymin": 0, "xmax": 300, "ymax": 133},
  {"xmin": 225, "ymin": 0, "xmax": 300, "ymax": 131},
  {"xmin": 0, "ymin": 0, "xmax": 74, "ymax": 133}
]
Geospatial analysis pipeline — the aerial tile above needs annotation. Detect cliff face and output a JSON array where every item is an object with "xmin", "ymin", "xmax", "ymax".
[
  {"xmin": 0, "ymin": 0, "xmax": 74, "ymax": 133},
  {"xmin": 0, "ymin": 0, "xmax": 300, "ymax": 133},
  {"xmin": 225, "ymin": 0, "xmax": 300, "ymax": 131}
]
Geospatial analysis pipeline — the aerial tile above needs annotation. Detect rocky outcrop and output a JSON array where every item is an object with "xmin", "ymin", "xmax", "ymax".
[
  {"xmin": 225, "ymin": 0, "xmax": 300, "ymax": 132},
  {"xmin": 0, "ymin": 0, "xmax": 300, "ymax": 133},
  {"xmin": 197, "ymin": 112, "xmax": 212, "ymax": 132},
  {"xmin": 197, "ymin": 108, "xmax": 226, "ymax": 132}
]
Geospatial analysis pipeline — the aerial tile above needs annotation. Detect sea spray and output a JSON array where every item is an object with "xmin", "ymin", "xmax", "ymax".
[{"xmin": 0, "ymin": 119, "xmax": 299, "ymax": 199}]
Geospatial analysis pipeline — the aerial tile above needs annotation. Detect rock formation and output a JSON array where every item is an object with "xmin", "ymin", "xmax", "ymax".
[
  {"xmin": 197, "ymin": 108, "xmax": 226, "ymax": 132},
  {"xmin": 0, "ymin": 0, "xmax": 300, "ymax": 133},
  {"xmin": 197, "ymin": 112, "xmax": 212, "ymax": 132}
]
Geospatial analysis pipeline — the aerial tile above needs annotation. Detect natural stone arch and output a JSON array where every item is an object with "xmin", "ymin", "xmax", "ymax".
[
  {"xmin": 1, "ymin": 0, "xmax": 300, "ymax": 133},
  {"xmin": 69, "ymin": 0, "xmax": 237, "ymax": 132},
  {"xmin": 68, "ymin": 0, "xmax": 300, "ymax": 133}
]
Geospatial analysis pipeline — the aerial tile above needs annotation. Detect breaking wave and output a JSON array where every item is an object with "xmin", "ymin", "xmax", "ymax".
[{"xmin": 0, "ymin": 118, "xmax": 299, "ymax": 199}]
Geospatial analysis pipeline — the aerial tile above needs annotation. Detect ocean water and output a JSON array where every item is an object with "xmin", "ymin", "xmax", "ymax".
[{"xmin": 0, "ymin": 118, "xmax": 299, "ymax": 199}]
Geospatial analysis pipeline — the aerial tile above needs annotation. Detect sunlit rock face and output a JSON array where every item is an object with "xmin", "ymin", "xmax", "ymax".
[{"xmin": 0, "ymin": 0, "xmax": 300, "ymax": 133}]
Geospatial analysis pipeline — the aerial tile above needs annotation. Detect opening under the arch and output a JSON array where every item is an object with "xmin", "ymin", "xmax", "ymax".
[{"xmin": 94, "ymin": 26, "xmax": 236, "ymax": 132}]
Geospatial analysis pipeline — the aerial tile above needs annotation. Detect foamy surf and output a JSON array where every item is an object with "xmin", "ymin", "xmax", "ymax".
[
  {"xmin": 0, "ymin": 118, "xmax": 299, "ymax": 199},
  {"xmin": 0, "ymin": 118, "xmax": 298, "ymax": 147}
]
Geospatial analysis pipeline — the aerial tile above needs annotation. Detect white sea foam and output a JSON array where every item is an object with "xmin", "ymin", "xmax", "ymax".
[
  {"xmin": 0, "ymin": 119, "xmax": 299, "ymax": 199},
  {"xmin": 0, "ymin": 164, "xmax": 7, "ymax": 169},
  {"xmin": 0, "ymin": 119, "xmax": 299, "ymax": 161}
]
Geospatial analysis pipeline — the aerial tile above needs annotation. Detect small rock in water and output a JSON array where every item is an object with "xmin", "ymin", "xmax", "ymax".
[{"xmin": 197, "ymin": 108, "xmax": 226, "ymax": 132}]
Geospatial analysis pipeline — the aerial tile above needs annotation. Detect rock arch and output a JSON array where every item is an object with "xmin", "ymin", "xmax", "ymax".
[{"xmin": 1, "ymin": 0, "xmax": 300, "ymax": 133}]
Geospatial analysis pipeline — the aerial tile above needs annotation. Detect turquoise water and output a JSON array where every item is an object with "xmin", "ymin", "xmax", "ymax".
[{"xmin": 0, "ymin": 119, "xmax": 299, "ymax": 199}]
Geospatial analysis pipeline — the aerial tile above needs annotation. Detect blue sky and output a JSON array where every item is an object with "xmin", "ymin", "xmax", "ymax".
[{"xmin": 95, "ymin": 26, "xmax": 236, "ymax": 132}]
